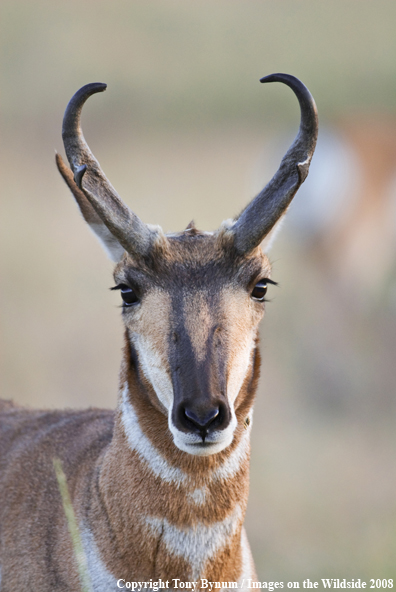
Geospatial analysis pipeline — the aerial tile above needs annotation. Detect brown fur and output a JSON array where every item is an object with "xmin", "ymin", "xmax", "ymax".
[
  {"xmin": 0, "ymin": 231, "xmax": 266, "ymax": 589},
  {"xmin": 1, "ymin": 74, "xmax": 318, "ymax": 590},
  {"xmin": 0, "ymin": 335, "xmax": 258, "ymax": 586},
  {"xmin": 0, "ymin": 406, "xmax": 114, "ymax": 588}
]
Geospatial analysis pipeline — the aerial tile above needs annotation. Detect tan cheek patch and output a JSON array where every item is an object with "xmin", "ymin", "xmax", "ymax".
[
  {"xmin": 220, "ymin": 288, "xmax": 264, "ymax": 404},
  {"xmin": 124, "ymin": 289, "xmax": 174, "ymax": 409}
]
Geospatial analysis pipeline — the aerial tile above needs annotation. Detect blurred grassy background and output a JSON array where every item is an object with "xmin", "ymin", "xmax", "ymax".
[{"xmin": 1, "ymin": 0, "xmax": 396, "ymax": 581}]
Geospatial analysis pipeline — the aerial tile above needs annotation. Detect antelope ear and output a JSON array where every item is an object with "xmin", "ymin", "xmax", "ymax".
[
  {"xmin": 260, "ymin": 211, "xmax": 287, "ymax": 253},
  {"xmin": 56, "ymin": 153, "xmax": 125, "ymax": 262}
]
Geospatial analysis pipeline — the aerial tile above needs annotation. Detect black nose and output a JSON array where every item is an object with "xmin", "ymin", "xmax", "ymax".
[
  {"xmin": 181, "ymin": 405, "xmax": 226, "ymax": 441},
  {"xmin": 185, "ymin": 407, "xmax": 219, "ymax": 428}
]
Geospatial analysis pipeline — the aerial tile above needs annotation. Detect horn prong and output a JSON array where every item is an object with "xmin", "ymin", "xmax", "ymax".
[{"xmin": 74, "ymin": 165, "xmax": 87, "ymax": 189}]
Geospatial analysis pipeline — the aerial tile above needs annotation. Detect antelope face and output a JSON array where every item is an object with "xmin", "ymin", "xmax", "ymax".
[
  {"xmin": 57, "ymin": 74, "xmax": 317, "ymax": 455},
  {"xmin": 113, "ymin": 231, "xmax": 273, "ymax": 455}
]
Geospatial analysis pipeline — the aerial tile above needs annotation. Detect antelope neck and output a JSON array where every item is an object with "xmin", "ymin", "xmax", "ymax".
[{"xmin": 85, "ymin": 339, "xmax": 258, "ymax": 581}]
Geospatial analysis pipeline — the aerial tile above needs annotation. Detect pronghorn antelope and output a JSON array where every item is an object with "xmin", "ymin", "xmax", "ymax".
[{"xmin": 0, "ymin": 73, "xmax": 318, "ymax": 590}]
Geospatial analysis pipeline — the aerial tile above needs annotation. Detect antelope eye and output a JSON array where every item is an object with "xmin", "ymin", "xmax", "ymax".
[
  {"xmin": 119, "ymin": 284, "xmax": 139, "ymax": 306},
  {"xmin": 251, "ymin": 280, "xmax": 268, "ymax": 301}
]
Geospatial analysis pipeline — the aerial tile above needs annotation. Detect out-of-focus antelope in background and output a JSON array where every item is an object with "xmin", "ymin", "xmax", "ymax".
[
  {"xmin": 0, "ymin": 74, "xmax": 318, "ymax": 590},
  {"xmin": 249, "ymin": 113, "xmax": 396, "ymax": 424},
  {"xmin": 307, "ymin": 117, "xmax": 396, "ymax": 304}
]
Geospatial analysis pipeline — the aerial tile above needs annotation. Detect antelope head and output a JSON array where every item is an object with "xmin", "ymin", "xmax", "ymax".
[{"xmin": 56, "ymin": 74, "xmax": 318, "ymax": 456}]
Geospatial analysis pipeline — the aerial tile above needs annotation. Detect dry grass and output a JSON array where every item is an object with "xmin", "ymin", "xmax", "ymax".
[{"xmin": 53, "ymin": 458, "xmax": 93, "ymax": 592}]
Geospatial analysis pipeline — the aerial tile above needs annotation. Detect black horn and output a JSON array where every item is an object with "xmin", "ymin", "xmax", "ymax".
[
  {"xmin": 232, "ymin": 73, "xmax": 318, "ymax": 253},
  {"xmin": 62, "ymin": 83, "xmax": 156, "ymax": 257}
]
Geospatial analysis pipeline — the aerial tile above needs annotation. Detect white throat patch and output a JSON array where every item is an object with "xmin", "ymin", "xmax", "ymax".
[{"xmin": 145, "ymin": 504, "xmax": 243, "ymax": 580}]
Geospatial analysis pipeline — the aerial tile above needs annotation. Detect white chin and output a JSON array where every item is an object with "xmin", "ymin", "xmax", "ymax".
[{"xmin": 171, "ymin": 430, "xmax": 235, "ymax": 456}]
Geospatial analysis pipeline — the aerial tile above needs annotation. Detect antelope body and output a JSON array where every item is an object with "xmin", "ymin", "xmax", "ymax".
[{"xmin": 0, "ymin": 74, "xmax": 318, "ymax": 591}]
